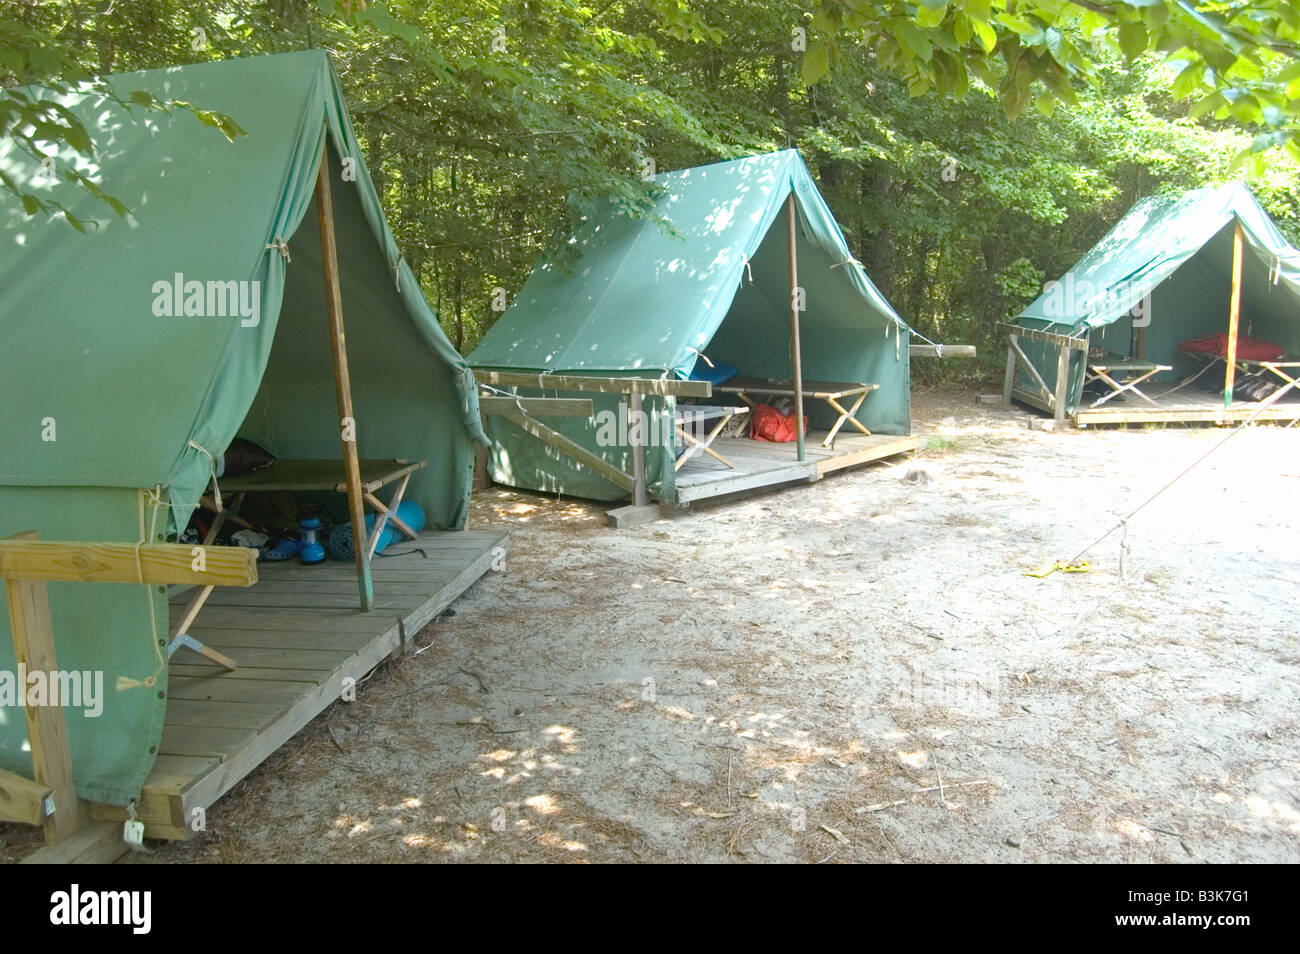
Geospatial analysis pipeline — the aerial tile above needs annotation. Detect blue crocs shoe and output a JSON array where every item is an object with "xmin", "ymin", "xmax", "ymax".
[{"xmin": 262, "ymin": 536, "xmax": 302, "ymax": 561}]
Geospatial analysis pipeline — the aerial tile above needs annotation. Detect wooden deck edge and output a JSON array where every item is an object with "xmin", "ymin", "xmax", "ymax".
[
  {"xmin": 19, "ymin": 819, "xmax": 128, "ymax": 864},
  {"xmin": 674, "ymin": 460, "xmax": 817, "ymax": 503},
  {"xmin": 94, "ymin": 619, "xmax": 402, "ymax": 841},
  {"xmin": 177, "ymin": 623, "xmax": 403, "ymax": 831},
  {"xmin": 85, "ymin": 530, "xmax": 509, "ymax": 842},
  {"xmin": 815, "ymin": 435, "xmax": 922, "ymax": 476},
  {"xmin": 1075, "ymin": 405, "xmax": 1300, "ymax": 426},
  {"xmin": 396, "ymin": 531, "xmax": 508, "ymax": 647}
]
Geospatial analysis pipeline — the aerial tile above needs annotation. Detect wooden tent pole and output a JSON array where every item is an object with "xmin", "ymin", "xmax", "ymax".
[
  {"xmin": 1224, "ymin": 219, "xmax": 1245, "ymax": 410},
  {"xmin": 786, "ymin": 194, "xmax": 806, "ymax": 462},
  {"xmin": 315, "ymin": 143, "xmax": 374, "ymax": 612}
]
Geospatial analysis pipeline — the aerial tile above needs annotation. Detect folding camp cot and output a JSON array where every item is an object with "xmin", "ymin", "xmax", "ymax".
[{"xmin": 720, "ymin": 379, "xmax": 880, "ymax": 446}]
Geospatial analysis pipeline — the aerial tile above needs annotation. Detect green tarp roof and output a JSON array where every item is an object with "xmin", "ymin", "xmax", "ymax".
[
  {"xmin": 0, "ymin": 50, "xmax": 480, "ymax": 804},
  {"xmin": 469, "ymin": 148, "xmax": 910, "ymax": 378},
  {"xmin": 1017, "ymin": 182, "xmax": 1300, "ymax": 333}
]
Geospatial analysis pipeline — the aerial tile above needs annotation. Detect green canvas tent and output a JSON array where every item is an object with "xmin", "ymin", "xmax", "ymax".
[
  {"xmin": 1008, "ymin": 183, "xmax": 1300, "ymax": 419},
  {"xmin": 0, "ymin": 50, "xmax": 483, "ymax": 805},
  {"xmin": 469, "ymin": 148, "xmax": 913, "ymax": 502}
]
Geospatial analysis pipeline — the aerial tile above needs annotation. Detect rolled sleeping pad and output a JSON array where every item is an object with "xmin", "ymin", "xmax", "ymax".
[{"xmin": 327, "ymin": 501, "xmax": 425, "ymax": 561}]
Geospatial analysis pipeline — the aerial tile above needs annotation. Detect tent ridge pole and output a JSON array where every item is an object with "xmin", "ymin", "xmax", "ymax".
[
  {"xmin": 786, "ymin": 193, "xmax": 806, "ymax": 462},
  {"xmin": 316, "ymin": 139, "xmax": 374, "ymax": 612}
]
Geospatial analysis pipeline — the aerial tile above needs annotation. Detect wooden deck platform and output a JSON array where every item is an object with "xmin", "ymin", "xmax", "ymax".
[
  {"xmin": 672, "ymin": 431, "xmax": 922, "ymax": 504},
  {"xmin": 89, "ymin": 529, "xmax": 507, "ymax": 840},
  {"xmin": 1070, "ymin": 385, "xmax": 1300, "ymax": 427}
]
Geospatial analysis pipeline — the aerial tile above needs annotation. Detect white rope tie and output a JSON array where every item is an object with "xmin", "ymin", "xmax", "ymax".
[
  {"xmin": 117, "ymin": 489, "xmax": 166, "ymax": 692},
  {"xmin": 684, "ymin": 347, "xmax": 714, "ymax": 368},
  {"xmin": 187, "ymin": 440, "xmax": 222, "ymax": 512},
  {"xmin": 478, "ymin": 381, "xmax": 530, "ymax": 417},
  {"xmin": 266, "ymin": 238, "xmax": 291, "ymax": 263}
]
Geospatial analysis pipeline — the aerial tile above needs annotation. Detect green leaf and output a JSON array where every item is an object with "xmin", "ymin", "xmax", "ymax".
[
  {"xmin": 995, "ymin": 13, "xmax": 1035, "ymax": 37},
  {"xmin": 972, "ymin": 18, "xmax": 996, "ymax": 53},
  {"xmin": 802, "ymin": 41, "xmax": 829, "ymax": 85},
  {"xmin": 898, "ymin": 24, "xmax": 934, "ymax": 62},
  {"xmin": 1170, "ymin": 61, "xmax": 1203, "ymax": 99},
  {"xmin": 916, "ymin": 3, "xmax": 948, "ymax": 30},
  {"xmin": 1119, "ymin": 22, "xmax": 1147, "ymax": 60}
]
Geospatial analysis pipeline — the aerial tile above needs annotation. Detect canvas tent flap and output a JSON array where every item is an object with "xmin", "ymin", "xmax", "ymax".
[{"xmin": 0, "ymin": 51, "xmax": 479, "ymax": 805}]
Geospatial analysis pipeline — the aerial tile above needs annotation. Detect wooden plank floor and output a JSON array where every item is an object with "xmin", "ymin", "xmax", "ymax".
[
  {"xmin": 673, "ymin": 431, "xmax": 921, "ymax": 503},
  {"xmin": 90, "ymin": 529, "xmax": 507, "ymax": 839},
  {"xmin": 1073, "ymin": 384, "xmax": 1300, "ymax": 426}
]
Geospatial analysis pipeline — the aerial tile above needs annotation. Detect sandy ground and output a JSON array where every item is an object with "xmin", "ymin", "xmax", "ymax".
[{"xmin": 5, "ymin": 390, "xmax": 1299, "ymax": 864}]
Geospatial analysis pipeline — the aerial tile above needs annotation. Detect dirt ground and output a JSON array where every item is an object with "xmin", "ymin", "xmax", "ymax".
[{"xmin": 5, "ymin": 389, "xmax": 1299, "ymax": 864}]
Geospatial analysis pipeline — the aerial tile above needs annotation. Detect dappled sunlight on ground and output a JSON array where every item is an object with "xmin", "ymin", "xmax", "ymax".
[{"xmin": 35, "ymin": 388, "xmax": 1292, "ymax": 865}]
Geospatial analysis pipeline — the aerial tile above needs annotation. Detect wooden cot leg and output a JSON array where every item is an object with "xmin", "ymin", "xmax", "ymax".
[
  {"xmin": 365, "ymin": 473, "xmax": 415, "ymax": 560},
  {"xmin": 167, "ymin": 584, "xmax": 237, "ymax": 671},
  {"xmin": 822, "ymin": 391, "xmax": 871, "ymax": 446},
  {"xmin": 201, "ymin": 492, "xmax": 247, "ymax": 546},
  {"xmin": 676, "ymin": 413, "xmax": 739, "ymax": 469}
]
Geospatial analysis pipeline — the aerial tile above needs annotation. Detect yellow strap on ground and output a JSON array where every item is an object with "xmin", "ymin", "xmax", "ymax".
[{"xmin": 1023, "ymin": 560, "xmax": 1091, "ymax": 579}]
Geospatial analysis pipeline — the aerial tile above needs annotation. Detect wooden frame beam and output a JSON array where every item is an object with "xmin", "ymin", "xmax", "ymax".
[
  {"xmin": 316, "ymin": 139, "xmax": 373, "ymax": 612},
  {"xmin": 1005, "ymin": 336, "xmax": 1055, "ymax": 407},
  {"xmin": 0, "ymin": 540, "xmax": 256, "ymax": 587},
  {"xmin": 478, "ymin": 396, "xmax": 594, "ymax": 418},
  {"xmin": 996, "ymin": 321, "xmax": 1089, "ymax": 351},
  {"xmin": 910, "ymin": 344, "xmax": 977, "ymax": 359},
  {"xmin": 474, "ymin": 369, "xmax": 710, "ymax": 398},
  {"xmin": 498, "ymin": 411, "xmax": 637, "ymax": 492}
]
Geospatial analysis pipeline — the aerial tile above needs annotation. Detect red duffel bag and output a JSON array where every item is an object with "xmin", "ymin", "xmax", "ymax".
[{"xmin": 749, "ymin": 403, "xmax": 807, "ymax": 443}]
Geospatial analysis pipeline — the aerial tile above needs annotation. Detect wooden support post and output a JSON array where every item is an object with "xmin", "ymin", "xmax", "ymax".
[
  {"xmin": 1224, "ymin": 219, "xmax": 1245, "ymax": 409},
  {"xmin": 473, "ymin": 409, "xmax": 490, "ymax": 492},
  {"xmin": 1054, "ymin": 342, "xmax": 1070, "ymax": 421},
  {"xmin": 316, "ymin": 141, "xmax": 373, "ymax": 612},
  {"xmin": 3, "ymin": 531, "xmax": 79, "ymax": 844},
  {"xmin": 0, "ymin": 534, "xmax": 257, "ymax": 846},
  {"xmin": 629, "ymin": 386, "xmax": 647, "ymax": 507},
  {"xmin": 1003, "ymin": 340, "xmax": 1018, "ymax": 404},
  {"xmin": 786, "ymin": 194, "xmax": 806, "ymax": 462}
]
